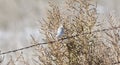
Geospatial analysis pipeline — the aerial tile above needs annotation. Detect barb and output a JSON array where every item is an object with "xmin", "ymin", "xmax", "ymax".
[
  {"xmin": 114, "ymin": 62, "xmax": 120, "ymax": 64},
  {"xmin": 0, "ymin": 26, "xmax": 120, "ymax": 55}
]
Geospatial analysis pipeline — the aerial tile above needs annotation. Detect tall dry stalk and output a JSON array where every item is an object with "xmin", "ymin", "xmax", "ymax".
[
  {"xmin": 38, "ymin": 0, "xmax": 99, "ymax": 65},
  {"xmin": 2, "ymin": 0, "xmax": 120, "ymax": 65}
]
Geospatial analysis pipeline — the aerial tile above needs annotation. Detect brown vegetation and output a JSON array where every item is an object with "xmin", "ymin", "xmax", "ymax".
[{"xmin": 1, "ymin": 0, "xmax": 120, "ymax": 65}]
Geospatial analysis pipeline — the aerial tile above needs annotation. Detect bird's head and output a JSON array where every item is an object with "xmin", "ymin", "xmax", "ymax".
[{"xmin": 59, "ymin": 24, "xmax": 64, "ymax": 28}]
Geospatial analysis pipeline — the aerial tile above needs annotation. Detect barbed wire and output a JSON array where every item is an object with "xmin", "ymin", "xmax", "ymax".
[
  {"xmin": 0, "ymin": 26, "xmax": 120, "ymax": 55},
  {"xmin": 114, "ymin": 62, "xmax": 120, "ymax": 64}
]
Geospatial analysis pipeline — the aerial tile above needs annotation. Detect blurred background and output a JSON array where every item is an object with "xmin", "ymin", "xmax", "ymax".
[
  {"xmin": 0, "ymin": 0, "xmax": 48, "ymax": 50},
  {"xmin": 0, "ymin": 0, "xmax": 120, "ymax": 64}
]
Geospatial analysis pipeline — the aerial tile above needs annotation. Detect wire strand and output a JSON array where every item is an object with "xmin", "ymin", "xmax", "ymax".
[{"xmin": 0, "ymin": 26, "xmax": 120, "ymax": 55}]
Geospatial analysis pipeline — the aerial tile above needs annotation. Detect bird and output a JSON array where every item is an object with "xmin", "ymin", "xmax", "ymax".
[{"xmin": 56, "ymin": 24, "xmax": 64, "ymax": 40}]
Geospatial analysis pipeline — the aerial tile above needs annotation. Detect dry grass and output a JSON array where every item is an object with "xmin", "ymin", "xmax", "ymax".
[{"xmin": 1, "ymin": 0, "xmax": 120, "ymax": 65}]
